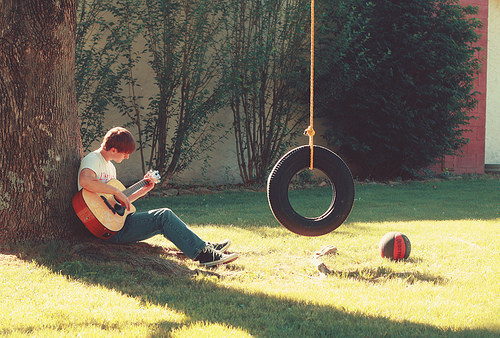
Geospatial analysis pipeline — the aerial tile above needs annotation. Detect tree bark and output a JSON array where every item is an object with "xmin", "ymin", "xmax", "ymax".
[{"xmin": 0, "ymin": 0, "xmax": 83, "ymax": 242}]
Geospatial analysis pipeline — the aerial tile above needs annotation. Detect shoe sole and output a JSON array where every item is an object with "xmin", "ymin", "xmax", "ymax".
[{"xmin": 200, "ymin": 253, "xmax": 239, "ymax": 267}]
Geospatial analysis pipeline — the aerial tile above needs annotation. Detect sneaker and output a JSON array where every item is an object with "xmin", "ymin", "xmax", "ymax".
[
  {"xmin": 195, "ymin": 246, "xmax": 239, "ymax": 267},
  {"xmin": 207, "ymin": 239, "xmax": 232, "ymax": 252}
]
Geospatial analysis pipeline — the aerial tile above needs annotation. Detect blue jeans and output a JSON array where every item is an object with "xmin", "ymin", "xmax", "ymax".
[{"xmin": 107, "ymin": 208, "xmax": 207, "ymax": 259}]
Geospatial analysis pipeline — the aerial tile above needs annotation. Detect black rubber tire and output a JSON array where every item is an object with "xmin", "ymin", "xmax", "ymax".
[{"xmin": 267, "ymin": 145, "xmax": 355, "ymax": 236}]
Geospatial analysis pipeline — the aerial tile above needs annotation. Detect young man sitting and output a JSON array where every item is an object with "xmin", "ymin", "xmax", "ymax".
[{"xmin": 76, "ymin": 127, "xmax": 238, "ymax": 267}]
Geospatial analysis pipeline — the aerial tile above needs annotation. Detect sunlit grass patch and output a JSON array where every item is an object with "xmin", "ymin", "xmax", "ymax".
[{"xmin": 170, "ymin": 321, "xmax": 252, "ymax": 337}]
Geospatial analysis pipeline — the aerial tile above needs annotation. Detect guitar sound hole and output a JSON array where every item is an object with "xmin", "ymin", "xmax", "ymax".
[{"xmin": 114, "ymin": 204, "xmax": 126, "ymax": 216}]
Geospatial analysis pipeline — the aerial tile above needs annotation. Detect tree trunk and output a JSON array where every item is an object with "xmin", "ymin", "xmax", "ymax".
[{"xmin": 0, "ymin": 0, "xmax": 83, "ymax": 242}]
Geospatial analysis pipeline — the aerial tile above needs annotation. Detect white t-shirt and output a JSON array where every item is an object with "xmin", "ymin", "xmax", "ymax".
[{"xmin": 77, "ymin": 150, "xmax": 116, "ymax": 190}]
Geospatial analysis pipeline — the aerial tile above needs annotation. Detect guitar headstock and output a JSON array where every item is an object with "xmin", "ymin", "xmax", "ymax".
[{"xmin": 145, "ymin": 170, "xmax": 161, "ymax": 184}]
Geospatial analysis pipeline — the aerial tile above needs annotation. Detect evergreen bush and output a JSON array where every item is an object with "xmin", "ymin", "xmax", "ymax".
[{"xmin": 316, "ymin": 0, "xmax": 482, "ymax": 179}]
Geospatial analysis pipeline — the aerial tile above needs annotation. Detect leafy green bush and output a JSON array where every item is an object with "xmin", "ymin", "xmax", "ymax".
[
  {"xmin": 316, "ymin": 0, "xmax": 482, "ymax": 179},
  {"xmin": 76, "ymin": 0, "xmax": 228, "ymax": 180},
  {"xmin": 76, "ymin": 0, "xmax": 140, "ymax": 151}
]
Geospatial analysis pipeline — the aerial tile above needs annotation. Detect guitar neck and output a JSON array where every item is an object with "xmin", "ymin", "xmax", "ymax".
[{"xmin": 122, "ymin": 179, "xmax": 149, "ymax": 197}]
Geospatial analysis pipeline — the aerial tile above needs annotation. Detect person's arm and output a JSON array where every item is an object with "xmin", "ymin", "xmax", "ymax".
[{"xmin": 79, "ymin": 168, "xmax": 132, "ymax": 211}]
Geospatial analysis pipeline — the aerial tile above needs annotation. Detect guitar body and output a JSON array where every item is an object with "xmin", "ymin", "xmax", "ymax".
[{"xmin": 72, "ymin": 179, "xmax": 136, "ymax": 239}]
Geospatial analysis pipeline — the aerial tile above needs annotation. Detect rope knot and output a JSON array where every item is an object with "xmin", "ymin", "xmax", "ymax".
[
  {"xmin": 304, "ymin": 125, "xmax": 315, "ymax": 137},
  {"xmin": 304, "ymin": 125, "xmax": 315, "ymax": 170}
]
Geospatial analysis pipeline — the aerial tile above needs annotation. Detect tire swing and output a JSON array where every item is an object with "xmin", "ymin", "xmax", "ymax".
[{"xmin": 266, "ymin": 0, "xmax": 354, "ymax": 236}]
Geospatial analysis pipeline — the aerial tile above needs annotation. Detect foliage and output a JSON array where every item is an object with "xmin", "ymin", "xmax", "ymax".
[
  {"xmin": 316, "ymin": 0, "xmax": 483, "ymax": 179},
  {"xmin": 221, "ymin": 0, "xmax": 310, "ymax": 185},
  {"xmin": 137, "ymin": 0, "xmax": 228, "ymax": 181},
  {"xmin": 76, "ymin": 0, "xmax": 140, "ymax": 151},
  {"xmin": 75, "ymin": 0, "xmax": 318, "ymax": 184},
  {"xmin": 76, "ymin": 0, "xmax": 228, "ymax": 180}
]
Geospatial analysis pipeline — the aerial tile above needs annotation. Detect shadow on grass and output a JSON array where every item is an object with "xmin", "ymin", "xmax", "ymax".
[
  {"xmin": 320, "ymin": 264, "xmax": 447, "ymax": 285},
  {"xmin": 6, "ymin": 240, "xmax": 497, "ymax": 337}
]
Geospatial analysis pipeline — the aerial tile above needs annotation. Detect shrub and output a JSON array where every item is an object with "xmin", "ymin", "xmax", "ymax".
[{"xmin": 316, "ymin": 0, "xmax": 482, "ymax": 179}]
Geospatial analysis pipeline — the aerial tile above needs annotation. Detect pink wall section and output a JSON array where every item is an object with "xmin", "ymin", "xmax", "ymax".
[{"xmin": 435, "ymin": 0, "xmax": 488, "ymax": 174}]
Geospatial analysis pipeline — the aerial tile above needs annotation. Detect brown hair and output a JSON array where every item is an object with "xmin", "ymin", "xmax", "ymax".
[{"xmin": 101, "ymin": 127, "xmax": 136, "ymax": 154}]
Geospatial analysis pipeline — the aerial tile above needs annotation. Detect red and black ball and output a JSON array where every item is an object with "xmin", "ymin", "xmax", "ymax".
[{"xmin": 379, "ymin": 232, "xmax": 411, "ymax": 261}]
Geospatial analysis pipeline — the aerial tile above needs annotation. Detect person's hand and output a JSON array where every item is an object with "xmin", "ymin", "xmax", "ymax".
[
  {"xmin": 131, "ymin": 178, "xmax": 155, "ymax": 201},
  {"xmin": 114, "ymin": 191, "xmax": 131, "ymax": 211},
  {"xmin": 140, "ymin": 178, "xmax": 156, "ymax": 195}
]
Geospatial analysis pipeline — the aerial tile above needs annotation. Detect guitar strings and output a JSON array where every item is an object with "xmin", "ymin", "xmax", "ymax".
[{"xmin": 122, "ymin": 179, "xmax": 149, "ymax": 197}]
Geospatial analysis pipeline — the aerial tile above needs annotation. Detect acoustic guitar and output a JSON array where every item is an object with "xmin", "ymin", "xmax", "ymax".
[{"xmin": 72, "ymin": 170, "xmax": 161, "ymax": 239}]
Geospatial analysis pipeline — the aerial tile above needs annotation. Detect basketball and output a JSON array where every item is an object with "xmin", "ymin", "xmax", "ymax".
[{"xmin": 379, "ymin": 232, "xmax": 411, "ymax": 261}]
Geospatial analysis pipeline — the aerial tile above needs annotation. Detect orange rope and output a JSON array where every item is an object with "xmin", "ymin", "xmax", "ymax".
[{"xmin": 304, "ymin": 0, "xmax": 315, "ymax": 170}]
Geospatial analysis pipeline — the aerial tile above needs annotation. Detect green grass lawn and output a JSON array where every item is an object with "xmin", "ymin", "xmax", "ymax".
[{"xmin": 1, "ymin": 176, "xmax": 499, "ymax": 336}]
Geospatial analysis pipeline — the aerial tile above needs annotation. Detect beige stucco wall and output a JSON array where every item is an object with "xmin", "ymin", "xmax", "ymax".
[
  {"xmin": 486, "ymin": 0, "xmax": 500, "ymax": 164},
  {"xmin": 79, "ymin": 27, "xmax": 245, "ymax": 186},
  {"xmin": 82, "ymin": 20, "xmax": 311, "ymax": 187},
  {"xmin": 87, "ymin": 81, "xmax": 243, "ymax": 187}
]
